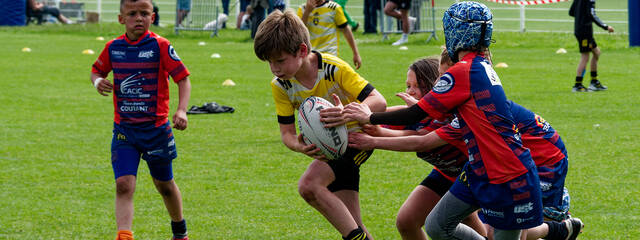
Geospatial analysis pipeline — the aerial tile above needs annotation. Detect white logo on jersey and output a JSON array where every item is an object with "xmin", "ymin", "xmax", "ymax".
[
  {"xmin": 449, "ymin": 117, "xmax": 461, "ymax": 129},
  {"xmin": 138, "ymin": 50, "xmax": 154, "ymax": 59},
  {"xmin": 481, "ymin": 61, "xmax": 502, "ymax": 86},
  {"xmin": 433, "ymin": 73, "xmax": 455, "ymax": 93},
  {"xmin": 168, "ymin": 45, "xmax": 180, "ymax": 61},
  {"xmin": 121, "ymin": 72, "xmax": 144, "ymax": 95},
  {"xmin": 514, "ymin": 202, "xmax": 534, "ymax": 214}
]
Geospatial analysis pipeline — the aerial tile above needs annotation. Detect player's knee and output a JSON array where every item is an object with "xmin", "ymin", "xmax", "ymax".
[
  {"xmin": 424, "ymin": 215, "xmax": 448, "ymax": 240},
  {"xmin": 115, "ymin": 178, "xmax": 135, "ymax": 196},
  {"xmin": 396, "ymin": 212, "xmax": 420, "ymax": 234},
  {"xmin": 297, "ymin": 180, "xmax": 320, "ymax": 203},
  {"xmin": 155, "ymin": 182, "xmax": 176, "ymax": 197}
]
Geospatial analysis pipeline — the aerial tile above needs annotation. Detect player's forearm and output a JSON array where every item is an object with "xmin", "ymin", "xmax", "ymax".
[
  {"xmin": 371, "ymin": 104, "xmax": 428, "ymax": 126},
  {"xmin": 280, "ymin": 124, "xmax": 303, "ymax": 152},
  {"xmin": 342, "ymin": 28, "xmax": 360, "ymax": 57},
  {"xmin": 301, "ymin": 10, "xmax": 312, "ymax": 24},
  {"xmin": 372, "ymin": 136, "xmax": 425, "ymax": 152},
  {"xmin": 377, "ymin": 133, "xmax": 446, "ymax": 152},
  {"xmin": 176, "ymin": 77, "xmax": 191, "ymax": 112},
  {"xmin": 90, "ymin": 72, "xmax": 107, "ymax": 86},
  {"xmin": 376, "ymin": 127, "xmax": 418, "ymax": 137},
  {"xmin": 590, "ymin": 5, "xmax": 608, "ymax": 30},
  {"xmin": 362, "ymin": 90, "xmax": 387, "ymax": 113}
]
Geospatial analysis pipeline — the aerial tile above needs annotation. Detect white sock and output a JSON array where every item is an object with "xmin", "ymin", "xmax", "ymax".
[{"xmin": 402, "ymin": 33, "xmax": 408, "ymax": 40}]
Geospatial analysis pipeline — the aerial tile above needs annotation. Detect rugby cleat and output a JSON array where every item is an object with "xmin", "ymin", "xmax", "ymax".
[
  {"xmin": 572, "ymin": 84, "xmax": 590, "ymax": 92},
  {"xmin": 588, "ymin": 80, "xmax": 608, "ymax": 91},
  {"xmin": 115, "ymin": 230, "xmax": 134, "ymax": 240},
  {"xmin": 564, "ymin": 217, "xmax": 584, "ymax": 240}
]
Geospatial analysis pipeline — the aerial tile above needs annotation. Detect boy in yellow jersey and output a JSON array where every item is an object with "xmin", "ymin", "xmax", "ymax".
[
  {"xmin": 298, "ymin": 0, "xmax": 362, "ymax": 69},
  {"xmin": 254, "ymin": 10, "xmax": 387, "ymax": 240}
]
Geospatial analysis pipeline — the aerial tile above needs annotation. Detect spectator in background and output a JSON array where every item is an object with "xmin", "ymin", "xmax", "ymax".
[
  {"xmin": 249, "ymin": 0, "xmax": 269, "ymax": 38},
  {"xmin": 176, "ymin": 0, "xmax": 191, "ymax": 26},
  {"xmin": 221, "ymin": 0, "xmax": 230, "ymax": 28},
  {"xmin": 569, "ymin": 0, "xmax": 614, "ymax": 92},
  {"xmin": 363, "ymin": 0, "xmax": 380, "ymax": 33},
  {"xmin": 26, "ymin": 0, "xmax": 73, "ymax": 24},
  {"xmin": 153, "ymin": 1, "xmax": 160, "ymax": 26},
  {"xmin": 383, "ymin": 0, "xmax": 415, "ymax": 45},
  {"xmin": 236, "ymin": 0, "xmax": 251, "ymax": 29}
]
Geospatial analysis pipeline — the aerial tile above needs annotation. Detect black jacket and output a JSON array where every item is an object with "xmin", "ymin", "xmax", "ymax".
[{"xmin": 569, "ymin": 0, "xmax": 609, "ymax": 36}]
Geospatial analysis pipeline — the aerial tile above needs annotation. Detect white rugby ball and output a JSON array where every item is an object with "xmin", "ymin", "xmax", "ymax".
[{"xmin": 298, "ymin": 96, "xmax": 348, "ymax": 160}]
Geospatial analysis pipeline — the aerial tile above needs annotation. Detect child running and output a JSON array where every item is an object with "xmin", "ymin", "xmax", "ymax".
[{"xmin": 253, "ymin": 9, "xmax": 387, "ymax": 240}]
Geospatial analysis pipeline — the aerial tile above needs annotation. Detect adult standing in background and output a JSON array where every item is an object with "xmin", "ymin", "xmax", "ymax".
[
  {"xmin": 363, "ymin": 0, "xmax": 380, "ymax": 33},
  {"xmin": 569, "ymin": 0, "xmax": 614, "ymax": 92}
]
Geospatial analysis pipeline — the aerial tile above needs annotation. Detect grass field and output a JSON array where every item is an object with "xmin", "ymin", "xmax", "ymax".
[{"xmin": 0, "ymin": 20, "xmax": 639, "ymax": 239}]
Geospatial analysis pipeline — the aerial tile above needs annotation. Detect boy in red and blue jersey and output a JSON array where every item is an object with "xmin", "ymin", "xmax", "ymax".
[
  {"xmin": 342, "ymin": 2, "xmax": 542, "ymax": 239},
  {"xmin": 90, "ymin": 0, "xmax": 191, "ymax": 239}
]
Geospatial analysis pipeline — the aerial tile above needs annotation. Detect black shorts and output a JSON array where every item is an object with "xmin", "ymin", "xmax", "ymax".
[
  {"xmin": 575, "ymin": 34, "xmax": 597, "ymax": 53},
  {"xmin": 389, "ymin": 0, "xmax": 411, "ymax": 10},
  {"xmin": 326, "ymin": 147, "xmax": 373, "ymax": 192},
  {"xmin": 419, "ymin": 169, "xmax": 454, "ymax": 197}
]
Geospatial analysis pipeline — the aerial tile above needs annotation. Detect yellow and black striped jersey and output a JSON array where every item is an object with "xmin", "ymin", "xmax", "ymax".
[
  {"xmin": 297, "ymin": 1, "xmax": 348, "ymax": 56},
  {"xmin": 271, "ymin": 52, "xmax": 374, "ymax": 131}
]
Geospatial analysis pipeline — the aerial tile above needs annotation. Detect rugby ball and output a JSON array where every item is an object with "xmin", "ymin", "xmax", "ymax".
[{"xmin": 298, "ymin": 96, "xmax": 348, "ymax": 160}]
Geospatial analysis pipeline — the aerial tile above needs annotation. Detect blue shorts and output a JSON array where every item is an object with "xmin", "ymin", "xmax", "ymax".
[
  {"xmin": 538, "ymin": 158, "xmax": 570, "ymax": 221},
  {"xmin": 177, "ymin": 0, "xmax": 191, "ymax": 10},
  {"xmin": 450, "ymin": 166, "xmax": 543, "ymax": 230},
  {"xmin": 111, "ymin": 121, "xmax": 177, "ymax": 181},
  {"xmin": 420, "ymin": 169, "xmax": 455, "ymax": 197}
]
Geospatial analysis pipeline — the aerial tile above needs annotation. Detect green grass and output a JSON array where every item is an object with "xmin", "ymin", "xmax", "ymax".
[{"xmin": 0, "ymin": 23, "xmax": 638, "ymax": 239}]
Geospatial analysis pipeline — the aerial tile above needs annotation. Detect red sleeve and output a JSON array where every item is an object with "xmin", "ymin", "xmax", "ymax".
[
  {"xmin": 417, "ymin": 64, "xmax": 470, "ymax": 120},
  {"xmin": 435, "ymin": 123, "xmax": 467, "ymax": 153},
  {"xmin": 158, "ymin": 38, "xmax": 190, "ymax": 83},
  {"xmin": 91, "ymin": 40, "xmax": 113, "ymax": 77}
]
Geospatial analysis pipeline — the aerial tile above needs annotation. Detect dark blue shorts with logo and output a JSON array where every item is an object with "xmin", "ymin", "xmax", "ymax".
[
  {"xmin": 111, "ymin": 121, "xmax": 177, "ymax": 181},
  {"xmin": 449, "ymin": 165, "xmax": 543, "ymax": 230}
]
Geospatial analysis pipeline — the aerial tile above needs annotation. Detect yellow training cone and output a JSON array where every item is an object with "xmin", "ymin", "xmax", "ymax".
[
  {"xmin": 556, "ymin": 48, "xmax": 567, "ymax": 54},
  {"xmin": 399, "ymin": 46, "xmax": 408, "ymax": 50},
  {"xmin": 211, "ymin": 53, "xmax": 221, "ymax": 58},
  {"xmin": 82, "ymin": 49, "xmax": 95, "ymax": 55},
  {"xmin": 22, "ymin": 47, "xmax": 32, "ymax": 52},
  {"xmin": 222, "ymin": 79, "xmax": 236, "ymax": 86},
  {"xmin": 96, "ymin": 36, "xmax": 105, "ymax": 41},
  {"xmin": 495, "ymin": 62, "xmax": 509, "ymax": 68}
]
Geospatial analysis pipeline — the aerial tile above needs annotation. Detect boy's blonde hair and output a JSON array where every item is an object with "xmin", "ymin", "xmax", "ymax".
[{"xmin": 254, "ymin": 9, "xmax": 312, "ymax": 61}]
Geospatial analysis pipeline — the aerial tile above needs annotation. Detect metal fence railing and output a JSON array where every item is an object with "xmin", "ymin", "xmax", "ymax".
[{"xmin": 63, "ymin": 0, "xmax": 629, "ymax": 35}]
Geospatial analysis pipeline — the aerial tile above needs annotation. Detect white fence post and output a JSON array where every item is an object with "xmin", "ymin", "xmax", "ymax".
[
  {"xmin": 519, "ymin": 4, "xmax": 525, "ymax": 32},
  {"xmin": 97, "ymin": 0, "xmax": 102, "ymax": 21}
]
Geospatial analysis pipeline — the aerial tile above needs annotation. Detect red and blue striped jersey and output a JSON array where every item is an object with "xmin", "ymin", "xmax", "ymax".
[
  {"xmin": 92, "ymin": 31, "xmax": 189, "ymax": 127},
  {"xmin": 436, "ymin": 101, "xmax": 567, "ymax": 173},
  {"xmin": 417, "ymin": 52, "xmax": 534, "ymax": 184},
  {"xmin": 509, "ymin": 101, "xmax": 567, "ymax": 167}
]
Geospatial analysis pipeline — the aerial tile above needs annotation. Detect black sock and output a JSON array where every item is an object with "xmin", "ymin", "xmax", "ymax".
[
  {"xmin": 575, "ymin": 76, "xmax": 583, "ymax": 86},
  {"xmin": 590, "ymin": 71, "xmax": 598, "ymax": 83},
  {"xmin": 543, "ymin": 221, "xmax": 566, "ymax": 240},
  {"xmin": 171, "ymin": 219, "xmax": 188, "ymax": 238},
  {"xmin": 343, "ymin": 226, "xmax": 369, "ymax": 240}
]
